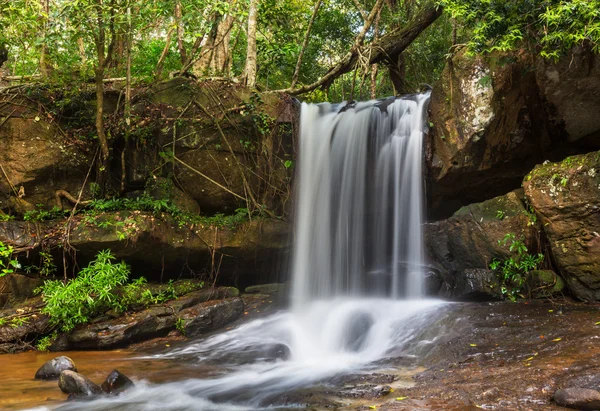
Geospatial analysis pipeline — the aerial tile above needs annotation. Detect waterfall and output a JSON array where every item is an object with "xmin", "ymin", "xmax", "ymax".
[
  {"xmin": 291, "ymin": 93, "xmax": 431, "ymax": 306},
  {"xmin": 31, "ymin": 93, "xmax": 444, "ymax": 411}
]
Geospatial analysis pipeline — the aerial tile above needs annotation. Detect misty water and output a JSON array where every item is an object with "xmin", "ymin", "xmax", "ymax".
[{"xmin": 23, "ymin": 93, "xmax": 448, "ymax": 411}]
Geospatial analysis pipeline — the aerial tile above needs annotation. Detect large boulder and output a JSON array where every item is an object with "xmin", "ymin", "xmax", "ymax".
[
  {"xmin": 554, "ymin": 387, "xmax": 600, "ymax": 411},
  {"xmin": 101, "ymin": 370, "xmax": 134, "ymax": 395},
  {"xmin": 524, "ymin": 151, "xmax": 600, "ymax": 301},
  {"xmin": 34, "ymin": 356, "xmax": 77, "ymax": 380},
  {"xmin": 58, "ymin": 370, "xmax": 102, "ymax": 398},
  {"xmin": 427, "ymin": 50, "xmax": 556, "ymax": 218},
  {"xmin": 424, "ymin": 189, "xmax": 539, "ymax": 298}
]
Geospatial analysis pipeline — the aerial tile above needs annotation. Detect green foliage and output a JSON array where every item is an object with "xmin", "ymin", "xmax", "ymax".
[
  {"xmin": 36, "ymin": 331, "xmax": 58, "ymax": 352},
  {"xmin": 489, "ymin": 233, "xmax": 544, "ymax": 301},
  {"xmin": 24, "ymin": 206, "xmax": 69, "ymax": 222},
  {"xmin": 25, "ymin": 251, "xmax": 57, "ymax": 276},
  {"xmin": 495, "ymin": 210, "xmax": 505, "ymax": 220},
  {"xmin": 440, "ymin": 0, "xmax": 600, "ymax": 58},
  {"xmin": 39, "ymin": 250, "xmax": 130, "ymax": 331},
  {"xmin": 175, "ymin": 317, "xmax": 186, "ymax": 335},
  {"xmin": 0, "ymin": 241, "xmax": 20, "ymax": 277},
  {"xmin": 85, "ymin": 194, "xmax": 251, "ymax": 229},
  {"xmin": 0, "ymin": 213, "xmax": 14, "ymax": 222},
  {"xmin": 38, "ymin": 249, "xmax": 205, "ymax": 331}
]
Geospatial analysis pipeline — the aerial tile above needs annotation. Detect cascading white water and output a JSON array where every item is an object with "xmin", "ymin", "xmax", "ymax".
[
  {"xmin": 292, "ymin": 93, "xmax": 430, "ymax": 305},
  {"xmin": 26, "ymin": 93, "xmax": 445, "ymax": 411}
]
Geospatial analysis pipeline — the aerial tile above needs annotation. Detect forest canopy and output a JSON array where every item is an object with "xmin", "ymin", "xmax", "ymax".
[{"xmin": 0, "ymin": 0, "xmax": 598, "ymax": 101}]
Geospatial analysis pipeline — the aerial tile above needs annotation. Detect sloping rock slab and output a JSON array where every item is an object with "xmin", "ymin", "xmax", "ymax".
[
  {"xmin": 180, "ymin": 297, "xmax": 244, "ymax": 337},
  {"xmin": 52, "ymin": 290, "xmax": 242, "ymax": 350}
]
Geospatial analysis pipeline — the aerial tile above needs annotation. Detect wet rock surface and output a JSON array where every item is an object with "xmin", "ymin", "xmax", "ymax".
[
  {"xmin": 554, "ymin": 388, "xmax": 600, "ymax": 411},
  {"xmin": 34, "ymin": 356, "xmax": 77, "ymax": 380},
  {"xmin": 51, "ymin": 288, "xmax": 242, "ymax": 350},
  {"xmin": 179, "ymin": 297, "xmax": 244, "ymax": 338},
  {"xmin": 58, "ymin": 370, "xmax": 102, "ymax": 398},
  {"xmin": 449, "ymin": 268, "xmax": 502, "ymax": 301},
  {"xmin": 101, "ymin": 369, "xmax": 134, "ymax": 395},
  {"xmin": 1, "ymin": 300, "xmax": 600, "ymax": 411}
]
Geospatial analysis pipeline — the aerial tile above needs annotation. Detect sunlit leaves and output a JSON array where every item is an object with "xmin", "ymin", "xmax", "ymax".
[{"xmin": 439, "ymin": 0, "xmax": 600, "ymax": 58}]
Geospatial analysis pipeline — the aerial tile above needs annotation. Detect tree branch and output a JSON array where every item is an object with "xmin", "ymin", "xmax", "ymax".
[{"xmin": 280, "ymin": 4, "xmax": 443, "ymax": 95}]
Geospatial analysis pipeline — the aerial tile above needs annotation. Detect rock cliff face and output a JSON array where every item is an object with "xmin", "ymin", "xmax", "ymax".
[
  {"xmin": 427, "ymin": 47, "xmax": 600, "ymax": 219},
  {"xmin": 0, "ymin": 79, "xmax": 296, "ymax": 293}
]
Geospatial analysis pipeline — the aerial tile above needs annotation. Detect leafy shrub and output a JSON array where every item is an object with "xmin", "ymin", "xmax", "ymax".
[
  {"xmin": 39, "ymin": 250, "xmax": 130, "ymax": 331},
  {"xmin": 38, "ymin": 249, "xmax": 206, "ymax": 331},
  {"xmin": 489, "ymin": 233, "xmax": 544, "ymax": 301},
  {"xmin": 0, "ymin": 241, "xmax": 20, "ymax": 277}
]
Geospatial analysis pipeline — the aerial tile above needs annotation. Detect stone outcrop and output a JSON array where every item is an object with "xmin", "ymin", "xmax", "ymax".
[
  {"xmin": 424, "ymin": 189, "xmax": 539, "ymax": 298},
  {"xmin": 427, "ymin": 47, "xmax": 600, "ymax": 219},
  {"xmin": 0, "ymin": 273, "xmax": 42, "ymax": 307},
  {"xmin": 427, "ymin": 51, "xmax": 555, "ymax": 218},
  {"xmin": 0, "ymin": 213, "xmax": 290, "ymax": 287},
  {"xmin": 51, "ymin": 288, "xmax": 241, "ymax": 350},
  {"xmin": 0, "ymin": 107, "xmax": 91, "ymax": 213},
  {"xmin": 524, "ymin": 151, "xmax": 600, "ymax": 301}
]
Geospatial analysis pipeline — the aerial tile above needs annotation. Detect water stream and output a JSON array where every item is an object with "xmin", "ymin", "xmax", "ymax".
[{"xmin": 23, "ymin": 93, "xmax": 446, "ymax": 411}]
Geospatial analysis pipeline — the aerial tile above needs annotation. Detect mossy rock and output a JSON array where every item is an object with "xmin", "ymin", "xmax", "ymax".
[
  {"xmin": 526, "ymin": 270, "xmax": 565, "ymax": 298},
  {"xmin": 524, "ymin": 151, "xmax": 600, "ymax": 301}
]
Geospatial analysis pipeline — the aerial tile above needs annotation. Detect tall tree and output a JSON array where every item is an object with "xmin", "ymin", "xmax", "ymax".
[{"xmin": 243, "ymin": 0, "xmax": 259, "ymax": 87}]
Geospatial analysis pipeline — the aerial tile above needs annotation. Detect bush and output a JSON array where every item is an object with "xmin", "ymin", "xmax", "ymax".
[
  {"xmin": 489, "ymin": 233, "xmax": 544, "ymax": 301},
  {"xmin": 39, "ymin": 250, "xmax": 130, "ymax": 331},
  {"xmin": 0, "ymin": 241, "xmax": 20, "ymax": 277},
  {"xmin": 38, "ymin": 249, "xmax": 206, "ymax": 332}
]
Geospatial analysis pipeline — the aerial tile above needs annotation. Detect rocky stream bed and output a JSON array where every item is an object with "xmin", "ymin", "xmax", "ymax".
[{"xmin": 1, "ymin": 298, "xmax": 598, "ymax": 411}]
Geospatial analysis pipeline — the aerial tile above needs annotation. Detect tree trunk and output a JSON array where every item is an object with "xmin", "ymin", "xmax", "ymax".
[
  {"xmin": 290, "ymin": 0, "xmax": 322, "ymax": 89},
  {"xmin": 282, "ymin": 3, "xmax": 442, "ymax": 95},
  {"xmin": 155, "ymin": 27, "xmax": 175, "ymax": 80},
  {"xmin": 175, "ymin": 1, "xmax": 187, "ymax": 64},
  {"xmin": 39, "ymin": 0, "xmax": 51, "ymax": 76},
  {"xmin": 370, "ymin": 8, "xmax": 382, "ymax": 99},
  {"xmin": 194, "ymin": 13, "xmax": 234, "ymax": 77},
  {"xmin": 243, "ymin": 0, "xmax": 259, "ymax": 88},
  {"xmin": 387, "ymin": 52, "xmax": 408, "ymax": 94}
]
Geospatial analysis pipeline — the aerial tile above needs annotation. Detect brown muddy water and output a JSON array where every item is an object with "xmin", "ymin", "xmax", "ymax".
[{"xmin": 1, "ymin": 300, "xmax": 599, "ymax": 411}]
